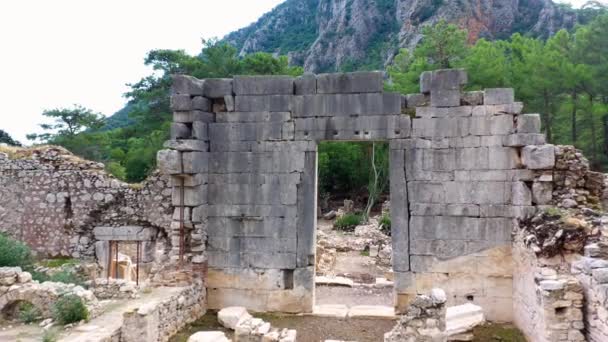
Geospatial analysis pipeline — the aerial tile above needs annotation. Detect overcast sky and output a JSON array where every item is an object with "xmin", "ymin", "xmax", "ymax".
[{"xmin": 0, "ymin": 0, "xmax": 597, "ymax": 144}]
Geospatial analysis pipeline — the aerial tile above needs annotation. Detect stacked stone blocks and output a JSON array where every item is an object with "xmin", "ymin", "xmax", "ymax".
[{"xmin": 159, "ymin": 69, "xmax": 557, "ymax": 317}]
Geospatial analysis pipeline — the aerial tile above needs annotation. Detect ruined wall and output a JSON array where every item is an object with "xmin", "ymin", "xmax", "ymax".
[
  {"xmin": 158, "ymin": 69, "xmax": 557, "ymax": 321},
  {"xmin": 0, "ymin": 146, "xmax": 172, "ymax": 258}
]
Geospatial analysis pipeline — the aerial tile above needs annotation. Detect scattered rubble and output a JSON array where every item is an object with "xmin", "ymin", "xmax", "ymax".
[
  {"xmin": 216, "ymin": 307, "xmax": 297, "ymax": 342},
  {"xmin": 384, "ymin": 289, "xmax": 447, "ymax": 342},
  {"xmin": 188, "ymin": 331, "xmax": 231, "ymax": 342}
]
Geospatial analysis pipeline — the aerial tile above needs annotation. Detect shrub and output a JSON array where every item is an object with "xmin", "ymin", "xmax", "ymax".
[
  {"xmin": 0, "ymin": 233, "xmax": 32, "ymax": 267},
  {"xmin": 334, "ymin": 213, "xmax": 363, "ymax": 232},
  {"xmin": 18, "ymin": 302, "xmax": 41, "ymax": 323},
  {"xmin": 49, "ymin": 270, "xmax": 87, "ymax": 287},
  {"xmin": 52, "ymin": 295, "xmax": 89, "ymax": 325},
  {"xmin": 42, "ymin": 328, "xmax": 59, "ymax": 342},
  {"xmin": 379, "ymin": 213, "xmax": 391, "ymax": 236}
]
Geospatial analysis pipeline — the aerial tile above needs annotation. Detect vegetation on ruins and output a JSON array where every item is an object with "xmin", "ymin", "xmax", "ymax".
[
  {"xmin": 334, "ymin": 213, "xmax": 364, "ymax": 232},
  {"xmin": 0, "ymin": 233, "xmax": 32, "ymax": 268},
  {"xmin": 52, "ymin": 294, "xmax": 89, "ymax": 324}
]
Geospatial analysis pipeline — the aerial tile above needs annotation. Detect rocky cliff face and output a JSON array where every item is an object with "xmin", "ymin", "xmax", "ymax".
[{"xmin": 224, "ymin": 0, "xmax": 578, "ymax": 72}]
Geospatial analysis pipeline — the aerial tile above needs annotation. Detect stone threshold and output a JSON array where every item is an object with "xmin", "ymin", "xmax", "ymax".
[{"xmin": 312, "ymin": 304, "xmax": 396, "ymax": 320}]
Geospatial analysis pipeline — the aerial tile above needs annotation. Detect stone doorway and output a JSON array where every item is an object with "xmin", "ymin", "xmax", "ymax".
[{"xmin": 314, "ymin": 141, "xmax": 396, "ymax": 316}]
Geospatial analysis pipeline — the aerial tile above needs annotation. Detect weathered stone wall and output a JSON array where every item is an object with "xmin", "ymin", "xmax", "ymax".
[
  {"xmin": 121, "ymin": 281, "xmax": 206, "ymax": 342},
  {"xmin": 159, "ymin": 69, "xmax": 558, "ymax": 320},
  {"xmin": 0, "ymin": 146, "xmax": 172, "ymax": 258}
]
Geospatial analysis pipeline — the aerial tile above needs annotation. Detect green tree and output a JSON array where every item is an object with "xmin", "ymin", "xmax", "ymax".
[
  {"xmin": 27, "ymin": 105, "xmax": 104, "ymax": 143},
  {"xmin": 0, "ymin": 129, "xmax": 21, "ymax": 146}
]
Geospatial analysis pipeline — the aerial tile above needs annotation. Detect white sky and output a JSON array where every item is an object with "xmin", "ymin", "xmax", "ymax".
[{"xmin": 0, "ymin": 0, "xmax": 596, "ymax": 144}]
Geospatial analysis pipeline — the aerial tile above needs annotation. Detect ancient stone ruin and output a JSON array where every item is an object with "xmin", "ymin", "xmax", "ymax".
[{"xmin": 1, "ymin": 69, "xmax": 608, "ymax": 341}]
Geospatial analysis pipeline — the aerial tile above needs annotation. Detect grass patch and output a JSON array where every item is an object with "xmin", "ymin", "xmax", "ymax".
[
  {"xmin": 18, "ymin": 302, "xmax": 41, "ymax": 323},
  {"xmin": 472, "ymin": 323, "xmax": 526, "ymax": 342},
  {"xmin": 334, "ymin": 213, "xmax": 363, "ymax": 232},
  {"xmin": 379, "ymin": 213, "xmax": 391, "ymax": 236},
  {"xmin": 40, "ymin": 258, "xmax": 79, "ymax": 268}
]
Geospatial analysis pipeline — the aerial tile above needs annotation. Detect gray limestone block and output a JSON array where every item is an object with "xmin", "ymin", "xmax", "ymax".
[
  {"xmin": 192, "ymin": 122, "xmax": 209, "ymax": 140},
  {"xmin": 455, "ymin": 147, "xmax": 489, "ymax": 170},
  {"xmin": 390, "ymin": 148, "xmax": 409, "ymax": 271},
  {"xmin": 532, "ymin": 182, "xmax": 553, "ymax": 205},
  {"xmin": 171, "ymin": 174, "xmax": 207, "ymax": 187},
  {"xmin": 484, "ymin": 88, "xmax": 514, "ymax": 105},
  {"xmin": 449, "ymin": 136, "xmax": 480, "ymax": 148},
  {"xmin": 503, "ymin": 134, "xmax": 546, "ymax": 147},
  {"xmin": 430, "ymin": 89, "xmax": 461, "ymax": 107},
  {"xmin": 522, "ymin": 144, "xmax": 555, "ymax": 170},
  {"xmin": 157, "ymin": 149, "xmax": 181, "ymax": 174},
  {"xmin": 203, "ymin": 78, "xmax": 233, "ymax": 98},
  {"xmin": 242, "ymin": 252, "xmax": 297, "ymax": 269},
  {"xmin": 224, "ymin": 95, "xmax": 235, "ymax": 112},
  {"xmin": 461, "ymin": 91, "xmax": 484, "ymax": 106},
  {"xmin": 296, "ymin": 151, "xmax": 317, "ymax": 267},
  {"xmin": 516, "ymin": 114, "xmax": 541, "ymax": 133},
  {"xmin": 207, "ymin": 251, "xmax": 241, "ymax": 268},
  {"xmin": 449, "ymin": 106, "xmax": 473, "ymax": 117},
  {"xmin": 294, "ymin": 267, "xmax": 315, "ymax": 292},
  {"xmin": 94, "ymin": 226, "xmax": 157, "ymax": 241},
  {"xmin": 511, "ymin": 181, "xmax": 532, "ymax": 206},
  {"xmin": 173, "ymin": 111, "xmax": 214, "ymax": 124},
  {"xmin": 410, "ymin": 203, "xmax": 445, "ymax": 216},
  {"xmin": 490, "ymin": 115, "xmax": 515, "ymax": 135},
  {"xmin": 283, "ymin": 122, "xmax": 295, "ymax": 140},
  {"xmin": 192, "ymin": 96, "xmax": 211, "ymax": 111},
  {"xmin": 215, "ymin": 111, "xmax": 291, "ymax": 123},
  {"xmin": 405, "ymin": 93, "xmax": 429, "ymax": 108},
  {"xmin": 474, "ymin": 181, "xmax": 512, "ymax": 205},
  {"xmin": 480, "ymin": 135, "xmax": 504, "ymax": 147},
  {"xmin": 415, "ymin": 107, "xmax": 448, "ymax": 118},
  {"xmin": 393, "ymin": 272, "xmax": 415, "ymax": 293},
  {"xmin": 483, "ymin": 217, "xmax": 514, "ymax": 242},
  {"xmin": 172, "ymin": 74, "xmax": 204, "ymax": 95},
  {"xmin": 295, "ymin": 74, "xmax": 317, "ymax": 95},
  {"xmin": 411, "ymin": 239, "xmax": 467, "ymax": 259},
  {"xmin": 234, "ymin": 76, "xmax": 294, "ymax": 95},
  {"xmin": 170, "ymin": 123, "xmax": 191, "ymax": 140},
  {"xmin": 291, "ymin": 93, "xmax": 401, "ymax": 117},
  {"xmin": 183, "ymin": 152, "xmax": 208, "ymax": 174},
  {"xmin": 170, "ymin": 94, "xmax": 192, "ymax": 111},
  {"xmin": 407, "ymin": 181, "xmax": 446, "ymax": 203},
  {"xmin": 446, "ymin": 204, "xmax": 480, "ymax": 217},
  {"xmin": 488, "ymin": 147, "xmax": 520, "ymax": 169},
  {"xmin": 420, "ymin": 71, "xmax": 432, "ymax": 94},
  {"xmin": 172, "ymin": 185, "xmax": 207, "ymax": 207},
  {"xmin": 316, "ymin": 71, "xmax": 383, "ymax": 94},
  {"xmin": 241, "ymin": 237, "xmax": 297, "ymax": 253},
  {"xmin": 430, "ymin": 69, "xmax": 468, "ymax": 90},
  {"xmin": 163, "ymin": 139, "xmax": 208, "ymax": 152},
  {"xmin": 409, "ymin": 255, "xmax": 434, "ymax": 273},
  {"xmin": 235, "ymin": 95, "xmax": 292, "ymax": 112}
]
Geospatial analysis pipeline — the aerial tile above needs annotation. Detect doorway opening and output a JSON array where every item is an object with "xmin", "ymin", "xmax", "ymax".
[{"xmin": 314, "ymin": 141, "xmax": 394, "ymax": 312}]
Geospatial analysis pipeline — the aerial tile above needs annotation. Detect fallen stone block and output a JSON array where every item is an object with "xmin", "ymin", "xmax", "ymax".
[
  {"xmin": 187, "ymin": 331, "xmax": 230, "ymax": 342},
  {"xmin": 446, "ymin": 303, "xmax": 485, "ymax": 336},
  {"xmin": 348, "ymin": 305, "xmax": 395, "ymax": 319},
  {"xmin": 313, "ymin": 304, "xmax": 349, "ymax": 318},
  {"xmin": 218, "ymin": 306, "xmax": 253, "ymax": 330},
  {"xmin": 315, "ymin": 276, "xmax": 354, "ymax": 287}
]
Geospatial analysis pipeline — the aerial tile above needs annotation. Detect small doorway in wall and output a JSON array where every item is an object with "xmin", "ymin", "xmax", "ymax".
[{"xmin": 315, "ymin": 141, "xmax": 394, "ymax": 314}]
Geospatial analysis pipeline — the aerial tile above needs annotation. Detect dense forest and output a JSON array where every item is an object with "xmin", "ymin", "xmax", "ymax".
[{"xmin": 20, "ymin": 8, "xmax": 608, "ymax": 202}]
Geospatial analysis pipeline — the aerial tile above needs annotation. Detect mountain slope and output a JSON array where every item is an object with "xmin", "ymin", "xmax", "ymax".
[{"xmin": 224, "ymin": 0, "xmax": 578, "ymax": 72}]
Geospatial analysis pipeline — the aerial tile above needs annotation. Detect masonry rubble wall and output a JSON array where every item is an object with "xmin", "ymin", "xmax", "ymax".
[
  {"xmin": 158, "ymin": 69, "xmax": 561, "ymax": 321},
  {"xmin": 0, "ymin": 146, "xmax": 172, "ymax": 258}
]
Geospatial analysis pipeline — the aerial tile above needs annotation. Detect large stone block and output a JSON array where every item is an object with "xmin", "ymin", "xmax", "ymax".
[
  {"xmin": 171, "ymin": 123, "xmax": 191, "ymax": 140},
  {"xmin": 316, "ymin": 71, "xmax": 383, "ymax": 94},
  {"xmin": 157, "ymin": 149, "xmax": 182, "ymax": 174},
  {"xmin": 431, "ymin": 89, "xmax": 461, "ymax": 107},
  {"xmin": 516, "ymin": 114, "xmax": 541, "ymax": 133},
  {"xmin": 484, "ymin": 88, "xmax": 514, "ymax": 105},
  {"xmin": 172, "ymin": 74, "xmax": 204, "ymax": 95},
  {"xmin": 215, "ymin": 111, "xmax": 291, "ymax": 123},
  {"xmin": 461, "ymin": 91, "xmax": 484, "ymax": 106},
  {"xmin": 172, "ymin": 185, "xmax": 207, "ymax": 207},
  {"xmin": 204, "ymin": 78, "xmax": 233, "ymax": 98},
  {"xmin": 521, "ymin": 145, "xmax": 555, "ymax": 170},
  {"xmin": 170, "ymin": 94, "xmax": 192, "ymax": 111},
  {"xmin": 234, "ymin": 76, "xmax": 294, "ymax": 95},
  {"xmin": 406, "ymin": 93, "xmax": 429, "ymax": 108},
  {"xmin": 511, "ymin": 182, "xmax": 532, "ymax": 206},
  {"xmin": 429, "ymin": 69, "xmax": 468, "ymax": 90},
  {"xmin": 207, "ymin": 268, "xmax": 286, "ymax": 290},
  {"xmin": 235, "ymin": 95, "xmax": 292, "ymax": 112},
  {"xmin": 207, "ymin": 216, "xmax": 297, "ymax": 239},
  {"xmin": 94, "ymin": 226, "xmax": 157, "ymax": 241},
  {"xmin": 192, "ymin": 96, "xmax": 211, "ymax": 111},
  {"xmin": 163, "ymin": 139, "xmax": 208, "ymax": 152},
  {"xmin": 420, "ymin": 71, "xmax": 432, "ymax": 94},
  {"xmin": 183, "ymin": 152, "xmax": 208, "ymax": 174},
  {"xmin": 532, "ymin": 182, "xmax": 553, "ymax": 205},
  {"xmin": 173, "ymin": 111, "xmax": 215, "ymax": 124},
  {"xmin": 502, "ymin": 134, "xmax": 545, "ymax": 147},
  {"xmin": 295, "ymin": 74, "xmax": 317, "ymax": 95},
  {"xmin": 291, "ymin": 93, "xmax": 401, "ymax": 117},
  {"xmin": 488, "ymin": 147, "xmax": 520, "ymax": 169}
]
